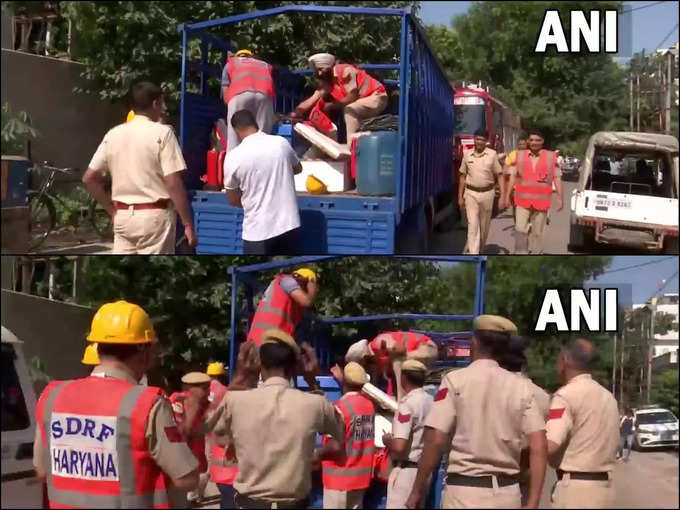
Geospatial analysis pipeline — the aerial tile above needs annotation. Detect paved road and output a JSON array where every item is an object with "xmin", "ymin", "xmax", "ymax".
[
  {"xmin": 432, "ymin": 180, "xmax": 661, "ymax": 255},
  {"xmin": 200, "ymin": 448, "xmax": 678, "ymax": 509}
]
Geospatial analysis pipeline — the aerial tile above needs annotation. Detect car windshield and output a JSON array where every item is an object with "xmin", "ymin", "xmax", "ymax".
[
  {"xmin": 1, "ymin": 344, "xmax": 31, "ymax": 432},
  {"xmin": 636, "ymin": 411, "xmax": 677, "ymax": 424},
  {"xmin": 454, "ymin": 105, "xmax": 486, "ymax": 136}
]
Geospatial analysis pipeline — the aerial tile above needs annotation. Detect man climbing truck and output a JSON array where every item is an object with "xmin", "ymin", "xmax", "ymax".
[{"xmin": 178, "ymin": 5, "xmax": 455, "ymax": 254}]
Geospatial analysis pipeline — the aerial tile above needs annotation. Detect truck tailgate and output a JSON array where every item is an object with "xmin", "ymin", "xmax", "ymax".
[{"xmin": 573, "ymin": 190, "xmax": 678, "ymax": 227}]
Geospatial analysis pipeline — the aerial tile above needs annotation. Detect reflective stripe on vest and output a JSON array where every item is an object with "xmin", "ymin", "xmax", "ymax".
[
  {"xmin": 204, "ymin": 381, "xmax": 238, "ymax": 484},
  {"xmin": 330, "ymin": 64, "xmax": 386, "ymax": 101},
  {"xmin": 513, "ymin": 150, "xmax": 555, "ymax": 211},
  {"xmin": 246, "ymin": 274, "xmax": 304, "ymax": 345},
  {"xmin": 321, "ymin": 394, "xmax": 375, "ymax": 491},
  {"xmin": 225, "ymin": 57, "xmax": 274, "ymax": 103},
  {"xmin": 37, "ymin": 378, "xmax": 169, "ymax": 509}
]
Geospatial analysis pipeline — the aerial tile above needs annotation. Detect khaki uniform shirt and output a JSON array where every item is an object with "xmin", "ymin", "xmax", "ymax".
[
  {"xmin": 33, "ymin": 365, "xmax": 198, "ymax": 481},
  {"xmin": 425, "ymin": 359, "xmax": 545, "ymax": 476},
  {"xmin": 391, "ymin": 387, "xmax": 434, "ymax": 463},
  {"xmin": 207, "ymin": 376, "xmax": 344, "ymax": 502},
  {"xmin": 88, "ymin": 115, "xmax": 187, "ymax": 204},
  {"xmin": 459, "ymin": 148, "xmax": 503, "ymax": 188},
  {"xmin": 546, "ymin": 374, "xmax": 619, "ymax": 473},
  {"xmin": 519, "ymin": 373, "xmax": 551, "ymax": 450},
  {"xmin": 508, "ymin": 150, "xmax": 563, "ymax": 178}
]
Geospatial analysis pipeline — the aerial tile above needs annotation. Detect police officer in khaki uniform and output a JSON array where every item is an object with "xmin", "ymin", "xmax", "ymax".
[
  {"xmin": 207, "ymin": 329, "xmax": 345, "ymax": 509},
  {"xmin": 498, "ymin": 336, "xmax": 551, "ymax": 506},
  {"xmin": 405, "ymin": 315, "xmax": 548, "ymax": 509},
  {"xmin": 33, "ymin": 301, "xmax": 199, "ymax": 507},
  {"xmin": 458, "ymin": 130, "xmax": 505, "ymax": 254},
  {"xmin": 382, "ymin": 359, "xmax": 434, "ymax": 509},
  {"xmin": 546, "ymin": 339, "xmax": 619, "ymax": 509},
  {"xmin": 83, "ymin": 81, "xmax": 197, "ymax": 254}
]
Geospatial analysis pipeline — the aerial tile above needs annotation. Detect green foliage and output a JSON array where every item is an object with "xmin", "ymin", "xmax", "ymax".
[
  {"xmin": 651, "ymin": 369, "xmax": 679, "ymax": 417},
  {"xmin": 426, "ymin": 2, "xmax": 629, "ymax": 154},
  {"xmin": 2, "ymin": 103, "xmax": 40, "ymax": 156},
  {"xmin": 51, "ymin": 0, "xmax": 416, "ymax": 115}
]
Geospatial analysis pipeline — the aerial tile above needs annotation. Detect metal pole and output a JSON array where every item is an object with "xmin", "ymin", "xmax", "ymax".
[
  {"xmin": 620, "ymin": 322, "xmax": 625, "ymax": 405},
  {"xmin": 667, "ymin": 52, "xmax": 673, "ymax": 134},
  {"xmin": 636, "ymin": 74, "xmax": 641, "ymax": 131},
  {"xmin": 48, "ymin": 261, "xmax": 55, "ymax": 300},
  {"xmin": 629, "ymin": 78, "xmax": 634, "ymax": 130},
  {"xmin": 612, "ymin": 332, "xmax": 617, "ymax": 398},
  {"xmin": 647, "ymin": 305, "xmax": 655, "ymax": 403}
]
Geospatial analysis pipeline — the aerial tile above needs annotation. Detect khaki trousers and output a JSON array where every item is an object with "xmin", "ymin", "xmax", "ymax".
[
  {"xmin": 441, "ymin": 482, "xmax": 521, "ymax": 509},
  {"xmin": 386, "ymin": 466, "xmax": 427, "ymax": 509},
  {"xmin": 463, "ymin": 189, "xmax": 495, "ymax": 254},
  {"xmin": 227, "ymin": 91, "xmax": 276, "ymax": 153},
  {"xmin": 514, "ymin": 206, "xmax": 547, "ymax": 254},
  {"xmin": 344, "ymin": 94, "xmax": 389, "ymax": 140},
  {"xmin": 551, "ymin": 477, "xmax": 615, "ymax": 508},
  {"xmin": 323, "ymin": 488, "xmax": 366, "ymax": 509},
  {"xmin": 112, "ymin": 208, "xmax": 176, "ymax": 254}
]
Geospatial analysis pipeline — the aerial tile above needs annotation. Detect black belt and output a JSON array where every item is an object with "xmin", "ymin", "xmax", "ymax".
[
  {"xmin": 557, "ymin": 470, "xmax": 609, "ymax": 481},
  {"xmin": 466, "ymin": 184, "xmax": 495, "ymax": 192},
  {"xmin": 234, "ymin": 492, "xmax": 309, "ymax": 509},
  {"xmin": 396, "ymin": 460, "xmax": 419, "ymax": 469},
  {"xmin": 446, "ymin": 473, "xmax": 519, "ymax": 488}
]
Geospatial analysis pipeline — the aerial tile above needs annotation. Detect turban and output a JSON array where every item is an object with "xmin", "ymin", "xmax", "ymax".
[{"xmin": 308, "ymin": 53, "xmax": 336, "ymax": 70}]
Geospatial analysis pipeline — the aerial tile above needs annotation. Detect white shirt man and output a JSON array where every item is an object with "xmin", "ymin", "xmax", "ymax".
[{"xmin": 223, "ymin": 111, "xmax": 302, "ymax": 254}]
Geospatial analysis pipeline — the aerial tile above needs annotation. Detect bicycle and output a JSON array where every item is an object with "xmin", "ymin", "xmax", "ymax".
[{"xmin": 27, "ymin": 161, "xmax": 113, "ymax": 250}]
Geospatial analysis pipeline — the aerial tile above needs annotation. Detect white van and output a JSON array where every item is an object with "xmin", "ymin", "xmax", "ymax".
[
  {"xmin": 1, "ymin": 326, "xmax": 43, "ymax": 509},
  {"xmin": 633, "ymin": 405, "xmax": 680, "ymax": 450}
]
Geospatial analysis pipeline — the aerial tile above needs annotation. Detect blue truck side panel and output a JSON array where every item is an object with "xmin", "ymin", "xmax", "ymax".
[{"xmin": 179, "ymin": 7, "xmax": 454, "ymax": 254}]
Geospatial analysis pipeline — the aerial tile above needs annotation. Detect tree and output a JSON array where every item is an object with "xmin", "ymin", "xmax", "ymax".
[
  {"xmin": 651, "ymin": 369, "xmax": 679, "ymax": 417},
  {"xmin": 426, "ymin": 2, "xmax": 629, "ymax": 152},
  {"xmin": 11, "ymin": 1, "xmax": 417, "ymax": 116}
]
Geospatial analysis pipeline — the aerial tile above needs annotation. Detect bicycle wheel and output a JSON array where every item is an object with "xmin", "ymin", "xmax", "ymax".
[
  {"xmin": 88, "ymin": 199, "xmax": 113, "ymax": 239},
  {"xmin": 28, "ymin": 191, "xmax": 56, "ymax": 250}
]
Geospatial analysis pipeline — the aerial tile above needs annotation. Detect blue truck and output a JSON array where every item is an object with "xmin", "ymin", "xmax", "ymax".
[
  {"xmin": 178, "ymin": 5, "xmax": 456, "ymax": 254},
  {"xmin": 227, "ymin": 255, "xmax": 487, "ymax": 508}
]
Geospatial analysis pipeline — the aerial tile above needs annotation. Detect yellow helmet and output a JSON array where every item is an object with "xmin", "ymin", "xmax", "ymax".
[
  {"xmin": 306, "ymin": 175, "xmax": 328, "ymax": 194},
  {"xmin": 235, "ymin": 49, "xmax": 253, "ymax": 57},
  {"xmin": 293, "ymin": 268, "xmax": 317, "ymax": 283},
  {"xmin": 81, "ymin": 343, "xmax": 100, "ymax": 366},
  {"xmin": 126, "ymin": 110, "xmax": 135, "ymax": 123},
  {"xmin": 87, "ymin": 300, "xmax": 157, "ymax": 344},
  {"xmin": 206, "ymin": 362, "xmax": 225, "ymax": 376}
]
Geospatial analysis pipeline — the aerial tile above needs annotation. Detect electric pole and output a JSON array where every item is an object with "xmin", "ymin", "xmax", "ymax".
[
  {"xmin": 667, "ymin": 51, "xmax": 673, "ymax": 134},
  {"xmin": 629, "ymin": 78, "xmax": 634, "ymax": 130},
  {"xmin": 636, "ymin": 74, "xmax": 641, "ymax": 131}
]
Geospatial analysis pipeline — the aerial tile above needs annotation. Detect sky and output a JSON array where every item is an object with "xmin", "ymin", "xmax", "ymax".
[
  {"xmin": 586, "ymin": 255, "xmax": 679, "ymax": 307},
  {"xmin": 419, "ymin": 1, "xmax": 679, "ymax": 56}
]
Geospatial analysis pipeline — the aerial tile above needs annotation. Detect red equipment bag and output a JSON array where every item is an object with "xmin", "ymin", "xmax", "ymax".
[
  {"xmin": 203, "ymin": 119, "xmax": 228, "ymax": 188},
  {"xmin": 305, "ymin": 100, "xmax": 335, "ymax": 136}
]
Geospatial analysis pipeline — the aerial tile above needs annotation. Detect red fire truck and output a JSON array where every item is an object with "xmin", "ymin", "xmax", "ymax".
[{"xmin": 452, "ymin": 81, "xmax": 522, "ymax": 168}]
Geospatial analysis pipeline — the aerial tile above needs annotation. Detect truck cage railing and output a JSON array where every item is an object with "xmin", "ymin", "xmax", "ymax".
[
  {"xmin": 178, "ymin": 4, "xmax": 455, "ymax": 218},
  {"xmin": 227, "ymin": 256, "xmax": 486, "ymax": 378}
]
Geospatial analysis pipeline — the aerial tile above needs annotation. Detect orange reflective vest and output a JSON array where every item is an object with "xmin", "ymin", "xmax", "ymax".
[
  {"xmin": 206, "ymin": 380, "xmax": 238, "ymax": 485},
  {"xmin": 369, "ymin": 331, "xmax": 433, "ymax": 359},
  {"xmin": 35, "ymin": 377, "xmax": 170, "ymax": 508},
  {"xmin": 169, "ymin": 392, "xmax": 208, "ymax": 473},
  {"xmin": 246, "ymin": 274, "xmax": 305, "ymax": 346},
  {"xmin": 224, "ymin": 57, "xmax": 275, "ymax": 103},
  {"xmin": 513, "ymin": 149, "xmax": 556, "ymax": 211},
  {"xmin": 329, "ymin": 64, "xmax": 386, "ymax": 101},
  {"xmin": 373, "ymin": 447, "xmax": 391, "ymax": 482},
  {"xmin": 322, "ymin": 393, "xmax": 376, "ymax": 491}
]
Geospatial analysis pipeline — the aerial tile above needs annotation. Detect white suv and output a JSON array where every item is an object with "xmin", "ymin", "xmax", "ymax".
[{"xmin": 633, "ymin": 406, "xmax": 679, "ymax": 450}]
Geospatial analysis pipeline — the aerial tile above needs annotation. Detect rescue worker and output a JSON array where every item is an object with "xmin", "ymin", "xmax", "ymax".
[
  {"xmin": 33, "ymin": 300, "xmax": 199, "ymax": 508},
  {"xmin": 503, "ymin": 133, "xmax": 528, "ymax": 222},
  {"xmin": 458, "ymin": 129, "xmax": 505, "ymax": 254},
  {"xmin": 169, "ymin": 372, "xmax": 212, "ymax": 507},
  {"xmin": 382, "ymin": 359, "xmax": 434, "ymax": 509},
  {"xmin": 291, "ymin": 53, "xmax": 388, "ymax": 142},
  {"xmin": 405, "ymin": 315, "xmax": 548, "ymax": 509},
  {"xmin": 222, "ymin": 49, "xmax": 276, "ymax": 153},
  {"xmin": 82, "ymin": 81, "xmax": 197, "ymax": 254},
  {"xmin": 205, "ymin": 362, "xmax": 238, "ymax": 508},
  {"xmin": 316, "ymin": 362, "xmax": 375, "ymax": 509},
  {"xmin": 498, "ymin": 336, "xmax": 551, "ymax": 506},
  {"xmin": 546, "ymin": 339, "xmax": 619, "ymax": 509},
  {"xmin": 246, "ymin": 268, "xmax": 319, "ymax": 346},
  {"xmin": 504, "ymin": 130, "xmax": 563, "ymax": 254},
  {"xmin": 208, "ymin": 329, "xmax": 345, "ymax": 508}
]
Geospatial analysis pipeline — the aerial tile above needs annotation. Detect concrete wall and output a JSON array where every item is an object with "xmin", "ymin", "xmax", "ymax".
[
  {"xmin": 1, "ymin": 289, "xmax": 93, "ymax": 393},
  {"xmin": 1, "ymin": 49, "xmax": 125, "ymax": 181},
  {"xmin": 1, "ymin": 6, "xmax": 13, "ymax": 50}
]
